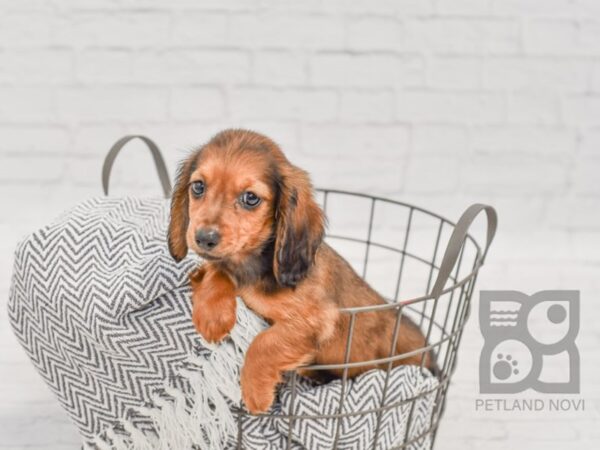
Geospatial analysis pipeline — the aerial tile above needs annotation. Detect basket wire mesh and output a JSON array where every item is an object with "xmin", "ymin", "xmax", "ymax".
[{"xmin": 232, "ymin": 189, "xmax": 497, "ymax": 450}]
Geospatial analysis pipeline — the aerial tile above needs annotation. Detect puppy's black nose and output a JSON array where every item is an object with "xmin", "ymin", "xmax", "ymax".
[{"xmin": 195, "ymin": 228, "xmax": 221, "ymax": 251}]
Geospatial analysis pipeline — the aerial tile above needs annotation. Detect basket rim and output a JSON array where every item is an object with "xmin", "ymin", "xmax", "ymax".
[{"xmin": 315, "ymin": 188, "xmax": 485, "ymax": 313}]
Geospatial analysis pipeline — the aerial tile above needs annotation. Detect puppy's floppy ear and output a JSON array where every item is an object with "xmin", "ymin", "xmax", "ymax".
[
  {"xmin": 168, "ymin": 154, "xmax": 195, "ymax": 262},
  {"xmin": 273, "ymin": 164, "xmax": 325, "ymax": 287}
]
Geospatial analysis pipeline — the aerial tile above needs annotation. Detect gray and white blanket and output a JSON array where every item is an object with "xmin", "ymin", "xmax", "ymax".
[{"xmin": 8, "ymin": 197, "xmax": 438, "ymax": 449}]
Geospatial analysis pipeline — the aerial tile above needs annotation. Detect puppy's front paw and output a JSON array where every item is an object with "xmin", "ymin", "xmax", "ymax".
[
  {"xmin": 192, "ymin": 302, "xmax": 236, "ymax": 343},
  {"xmin": 240, "ymin": 368, "xmax": 276, "ymax": 414},
  {"xmin": 241, "ymin": 381, "xmax": 276, "ymax": 415}
]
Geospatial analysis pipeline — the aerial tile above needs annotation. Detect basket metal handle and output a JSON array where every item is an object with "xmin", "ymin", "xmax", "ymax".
[
  {"xmin": 429, "ymin": 204, "xmax": 497, "ymax": 299},
  {"xmin": 102, "ymin": 135, "xmax": 172, "ymax": 198}
]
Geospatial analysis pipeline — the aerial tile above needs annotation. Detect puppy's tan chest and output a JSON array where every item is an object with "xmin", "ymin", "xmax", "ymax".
[
  {"xmin": 238, "ymin": 286, "xmax": 283, "ymax": 322},
  {"xmin": 238, "ymin": 285, "xmax": 340, "ymax": 345}
]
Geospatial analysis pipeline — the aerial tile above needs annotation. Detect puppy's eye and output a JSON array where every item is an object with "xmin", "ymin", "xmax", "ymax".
[
  {"xmin": 190, "ymin": 181, "xmax": 205, "ymax": 197},
  {"xmin": 240, "ymin": 191, "xmax": 261, "ymax": 209}
]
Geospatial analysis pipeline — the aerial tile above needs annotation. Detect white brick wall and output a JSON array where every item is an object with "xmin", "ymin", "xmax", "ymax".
[{"xmin": 0, "ymin": 1, "xmax": 599, "ymax": 449}]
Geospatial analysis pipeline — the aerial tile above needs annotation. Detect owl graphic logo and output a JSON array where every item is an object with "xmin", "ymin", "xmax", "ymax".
[{"xmin": 479, "ymin": 290, "xmax": 579, "ymax": 394}]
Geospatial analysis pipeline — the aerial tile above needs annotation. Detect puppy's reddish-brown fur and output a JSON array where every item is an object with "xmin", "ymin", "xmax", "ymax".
[{"xmin": 168, "ymin": 129, "xmax": 436, "ymax": 414}]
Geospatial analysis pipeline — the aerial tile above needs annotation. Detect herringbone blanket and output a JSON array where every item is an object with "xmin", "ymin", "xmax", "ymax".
[{"xmin": 8, "ymin": 197, "xmax": 438, "ymax": 449}]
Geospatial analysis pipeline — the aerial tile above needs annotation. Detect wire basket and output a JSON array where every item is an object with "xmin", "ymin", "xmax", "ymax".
[
  {"xmin": 231, "ymin": 189, "xmax": 497, "ymax": 450},
  {"xmin": 102, "ymin": 138, "xmax": 498, "ymax": 449}
]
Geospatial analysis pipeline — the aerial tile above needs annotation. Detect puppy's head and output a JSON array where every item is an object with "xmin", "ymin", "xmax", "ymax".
[{"xmin": 168, "ymin": 129, "xmax": 324, "ymax": 288}]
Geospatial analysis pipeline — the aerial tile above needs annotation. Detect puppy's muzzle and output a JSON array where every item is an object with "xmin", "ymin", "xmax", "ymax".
[{"xmin": 195, "ymin": 228, "xmax": 221, "ymax": 251}]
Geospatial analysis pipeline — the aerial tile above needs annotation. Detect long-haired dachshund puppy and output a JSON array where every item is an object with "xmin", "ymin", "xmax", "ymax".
[{"xmin": 168, "ymin": 129, "xmax": 436, "ymax": 414}]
